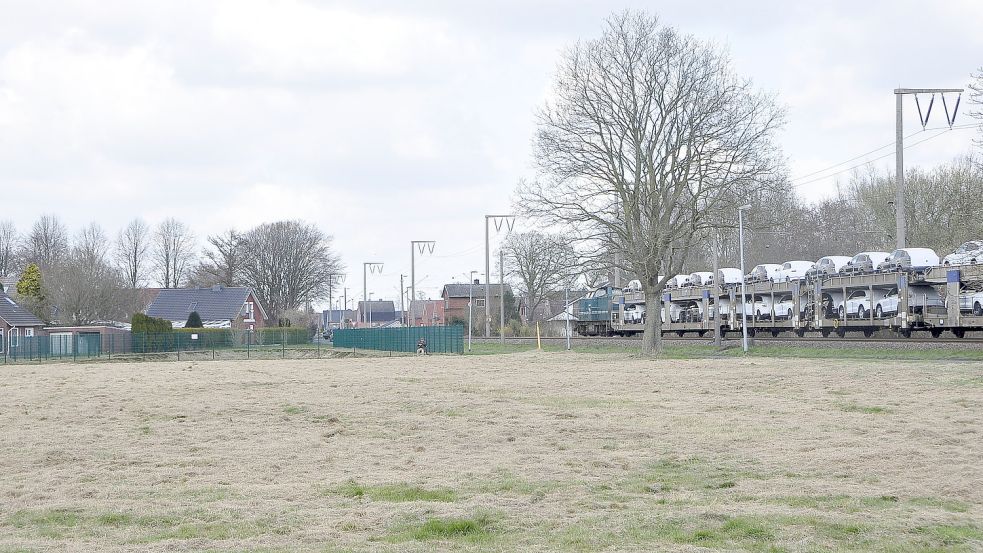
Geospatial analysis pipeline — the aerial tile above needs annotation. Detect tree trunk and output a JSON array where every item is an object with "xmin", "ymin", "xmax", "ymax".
[{"xmin": 641, "ymin": 293, "xmax": 664, "ymax": 356}]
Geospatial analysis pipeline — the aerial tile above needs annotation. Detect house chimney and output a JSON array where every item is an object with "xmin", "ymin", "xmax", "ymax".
[
  {"xmin": 212, "ymin": 284, "xmax": 223, "ymax": 292},
  {"xmin": 473, "ymin": 279, "xmax": 480, "ymax": 285}
]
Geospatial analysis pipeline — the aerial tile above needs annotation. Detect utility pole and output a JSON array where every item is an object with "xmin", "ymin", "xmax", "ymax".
[
  {"xmin": 565, "ymin": 287, "xmax": 571, "ymax": 350},
  {"xmin": 362, "ymin": 262, "xmax": 383, "ymax": 327},
  {"xmin": 893, "ymin": 87, "xmax": 963, "ymax": 248},
  {"xmin": 500, "ymin": 248, "xmax": 506, "ymax": 344},
  {"xmin": 738, "ymin": 204, "xmax": 752, "ymax": 353},
  {"xmin": 712, "ymin": 234, "xmax": 721, "ymax": 347},
  {"xmin": 400, "ymin": 274, "xmax": 406, "ymax": 326},
  {"xmin": 343, "ymin": 287, "xmax": 347, "ymax": 326},
  {"xmin": 326, "ymin": 273, "xmax": 344, "ymax": 331},
  {"xmin": 468, "ymin": 270, "xmax": 477, "ymax": 352},
  {"xmin": 484, "ymin": 214, "xmax": 515, "ymax": 337},
  {"xmin": 410, "ymin": 241, "xmax": 435, "ymax": 310}
]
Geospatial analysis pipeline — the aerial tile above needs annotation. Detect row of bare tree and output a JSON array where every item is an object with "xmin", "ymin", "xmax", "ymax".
[
  {"xmin": 0, "ymin": 216, "xmax": 342, "ymax": 325},
  {"xmin": 684, "ymin": 154, "xmax": 983, "ymax": 272}
]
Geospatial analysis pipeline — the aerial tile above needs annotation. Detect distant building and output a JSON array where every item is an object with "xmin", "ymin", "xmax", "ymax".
[
  {"xmin": 440, "ymin": 281, "xmax": 512, "ymax": 326},
  {"xmin": 0, "ymin": 289, "xmax": 45, "ymax": 354},
  {"xmin": 146, "ymin": 285, "xmax": 268, "ymax": 329},
  {"xmin": 518, "ymin": 289, "xmax": 589, "ymax": 323},
  {"xmin": 0, "ymin": 274, "xmax": 17, "ymax": 294},
  {"xmin": 322, "ymin": 309, "xmax": 356, "ymax": 329},
  {"xmin": 355, "ymin": 300, "xmax": 397, "ymax": 327},
  {"xmin": 407, "ymin": 299, "xmax": 446, "ymax": 326}
]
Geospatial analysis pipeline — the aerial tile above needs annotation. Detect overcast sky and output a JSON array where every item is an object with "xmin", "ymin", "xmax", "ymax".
[{"xmin": 2, "ymin": 0, "xmax": 981, "ymax": 307}]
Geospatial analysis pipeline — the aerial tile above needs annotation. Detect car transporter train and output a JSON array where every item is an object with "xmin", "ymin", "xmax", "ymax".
[{"xmin": 575, "ymin": 244, "xmax": 983, "ymax": 339}]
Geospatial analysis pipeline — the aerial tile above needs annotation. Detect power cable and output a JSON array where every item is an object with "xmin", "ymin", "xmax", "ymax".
[
  {"xmin": 789, "ymin": 123, "xmax": 975, "ymax": 183},
  {"xmin": 791, "ymin": 127, "xmax": 973, "ymax": 189}
]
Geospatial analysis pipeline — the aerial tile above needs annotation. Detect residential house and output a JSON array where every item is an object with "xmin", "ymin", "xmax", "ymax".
[
  {"xmin": 440, "ymin": 282, "xmax": 513, "ymax": 327},
  {"xmin": 146, "ymin": 285, "xmax": 268, "ymax": 329},
  {"xmin": 355, "ymin": 300, "xmax": 397, "ymax": 327},
  {"xmin": 0, "ymin": 290, "xmax": 45, "ymax": 355},
  {"xmin": 0, "ymin": 275, "xmax": 17, "ymax": 294},
  {"xmin": 544, "ymin": 309, "xmax": 579, "ymax": 337},
  {"xmin": 322, "ymin": 309, "xmax": 356, "ymax": 330},
  {"xmin": 518, "ymin": 289, "xmax": 589, "ymax": 324},
  {"xmin": 407, "ymin": 299, "xmax": 445, "ymax": 326}
]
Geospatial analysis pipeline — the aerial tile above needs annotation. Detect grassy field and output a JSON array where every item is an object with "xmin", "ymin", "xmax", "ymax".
[
  {"xmin": 0, "ymin": 352, "xmax": 980, "ymax": 552},
  {"xmin": 465, "ymin": 341, "xmax": 983, "ymax": 361}
]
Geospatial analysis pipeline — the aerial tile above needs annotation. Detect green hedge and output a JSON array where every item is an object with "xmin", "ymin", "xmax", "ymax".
[{"xmin": 131, "ymin": 313, "xmax": 173, "ymax": 334}]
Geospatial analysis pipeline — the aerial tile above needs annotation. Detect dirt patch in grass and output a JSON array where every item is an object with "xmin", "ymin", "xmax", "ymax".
[{"xmin": 0, "ymin": 353, "xmax": 979, "ymax": 551}]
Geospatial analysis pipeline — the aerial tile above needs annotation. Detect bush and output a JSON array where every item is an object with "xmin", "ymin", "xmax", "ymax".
[
  {"xmin": 131, "ymin": 313, "xmax": 173, "ymax": 334},
  {"xmin": 185, "ymin": 311, "xmax": 203, "ymax": 328},
  {"xmin": 130, "ymin": 313, "xmax": 174, "ymax": 352}
]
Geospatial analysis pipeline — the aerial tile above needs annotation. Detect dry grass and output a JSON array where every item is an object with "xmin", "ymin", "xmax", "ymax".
[{"xmin": 0, "ymin": 352, "xmax": 980, "ymax": 552}]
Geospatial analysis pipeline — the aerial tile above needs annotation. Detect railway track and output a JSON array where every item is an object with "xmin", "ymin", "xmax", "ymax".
[{"xmin": 471, "ymin": 334, "xmax": 983, "ymax": 345}]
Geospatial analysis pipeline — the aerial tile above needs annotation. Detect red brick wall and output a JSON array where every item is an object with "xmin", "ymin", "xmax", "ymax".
[{"xmin": 237, "ymin": 293, "xmax": 266, "ymax": 330}]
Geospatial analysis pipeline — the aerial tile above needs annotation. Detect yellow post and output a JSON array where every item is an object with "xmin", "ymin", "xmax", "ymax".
[{"xmin": 536, "ymin": 322, "xmax": 542, "ymax": 350}]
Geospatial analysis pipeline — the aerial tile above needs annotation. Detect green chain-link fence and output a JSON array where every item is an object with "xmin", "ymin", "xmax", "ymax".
[
  {"xmin": 333, "ymin": 325, "xmax": 464, "ymax": 354},
  {"xmin": 1, "ymin": 327, "xmax": 316, "ymax": 364}
]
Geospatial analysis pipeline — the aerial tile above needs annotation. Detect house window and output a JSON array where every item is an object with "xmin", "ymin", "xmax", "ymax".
[
  {"xmin": 189, "ymin": 301, "xmax": 198, "ymax": 311},
  {"xmin": 25, "ymin": 328, "xmax": 34, "ymax": 338},
  {"xmin": 10, "ymin": 328, "xmax": 18, "ymax": 347},
  {"xmin": 476, "ymin": 299, "xmax": 486, "ymax": 307},
  {"xmin": 244, "ymin": 301, "xmax": 255, "ymax": 320},
  {"xmin": 0, "ymin": 328, "xmax": 4, "ymax": 352}
]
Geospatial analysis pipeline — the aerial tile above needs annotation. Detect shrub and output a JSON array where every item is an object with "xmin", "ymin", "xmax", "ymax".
[
  {"xmin": 16, "ymin": 263, "xmax": 44, "ymax": 300},
  {"xmin": 130, "ymin": 313, "xmax": 174, "ymax": 352},
  {"xmin": 185, "ymin": 311, "xmax": 203, "ymax": 328},
  {"xmin": 131, "ymin": 313, "xmax": 173, "ymax": 334}
]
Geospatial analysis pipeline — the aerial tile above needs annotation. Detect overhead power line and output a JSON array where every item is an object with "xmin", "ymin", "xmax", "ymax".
[
  {"xmin": 790, "ymin": 123, "xmax": 975, "ymax": 184},
  {"xmin": 791, "ymin": 125, "xmax": 975, "ymax": 189}
]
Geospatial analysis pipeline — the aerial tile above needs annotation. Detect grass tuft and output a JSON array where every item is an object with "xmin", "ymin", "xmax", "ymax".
[
  {"xmin": 837, "ymin": 402, "xmax": 890, "ymax": 414},
  {"xmin": 388, "ymin": 513, "xmax": 496, "ymax": 543},
  {"xmin": 913, "ymin": 524, "xmax": 983, "ymax": 546},
  {"xmin": 330, "ymin": 480, "xmax": 455, "ymax": 502}
]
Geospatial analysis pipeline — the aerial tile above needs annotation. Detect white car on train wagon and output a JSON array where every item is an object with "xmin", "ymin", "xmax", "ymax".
[{"xmin": 774, "ymin": 261, "xmax": 815, "ymax": 282}]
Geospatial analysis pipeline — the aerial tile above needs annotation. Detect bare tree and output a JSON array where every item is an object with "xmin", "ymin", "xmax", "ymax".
[
  {"xmin": 239, "ymin": 220, "xmax": 343, "ymax": 322},
  {"xmin": 76, "ymin": 223, "xmax": 110, "ymax": 266},
  {"xmin": 197, "ymin": 229, "xmax": 245, "ymax": 286},
  {"xmin": 840, "ymin": 155, "xmax": 983, "ymax": 256},
  {"xmin": 152, "ymin": 218, "xmax": 197, "ymax": 288},
  {"xmin": 115, "ymin": 219, "xmax": 150, "ymax": 288},
  {"xmin": 48, "ymin": 224, "xmax": 126, "ymax": 325},
  {"xmin": 21, "ymin": 214, "xmax": 69, "ymax": 271},
  {"xmin": 970, "ymin": 68, "xmax": 983, "ymax": 147},
  {"xmin": 518, "ymin": 11, "xmax": 784, "ymax": 354},
  {"xmin": 0, "ymin": 220, "xmax": 17, "ymax": 279},
  {"xmin": 503, "ymin": 231, "xmax": 577, "ymax": 322},
  {"xmin": 578, "ymin": 261, "xmax": 608, "ymax": 290}
]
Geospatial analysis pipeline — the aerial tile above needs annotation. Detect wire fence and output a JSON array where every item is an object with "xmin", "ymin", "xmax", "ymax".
[
  {"xmin": 0, "ymin": 328, "xmax": 327, "ymax": 364},
  {"xmin": 333, "ymin": 325, "xmax": 464, "ymax": 354}
]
